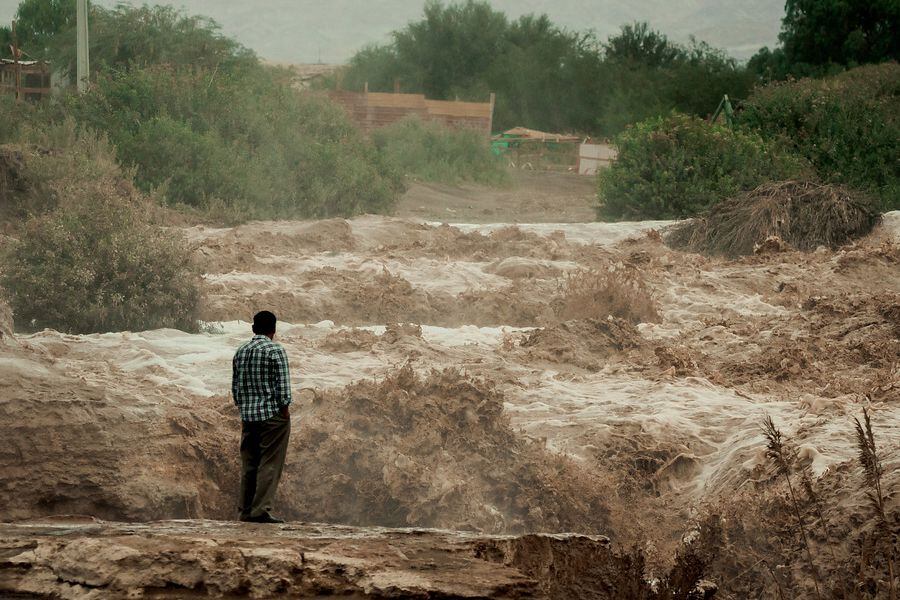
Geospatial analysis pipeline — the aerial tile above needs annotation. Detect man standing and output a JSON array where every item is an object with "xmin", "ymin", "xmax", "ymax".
[{"xmin": 232, "ymin": 311, "xmax": 292, "ymax": 523}]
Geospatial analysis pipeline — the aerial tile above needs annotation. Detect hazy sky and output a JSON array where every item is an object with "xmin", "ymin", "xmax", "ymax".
[{"xmin": 0, "ymin": 0, "xmax": 783, "ymax": 63}]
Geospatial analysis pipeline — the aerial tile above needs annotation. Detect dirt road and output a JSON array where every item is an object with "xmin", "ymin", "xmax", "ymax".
[{"xmin": 394, "ymin": 171, "xmax": 597, "ymax": 223}]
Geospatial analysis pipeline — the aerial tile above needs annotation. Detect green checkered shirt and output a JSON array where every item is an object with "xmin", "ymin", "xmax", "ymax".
[{"xmin": 232, "ymin": 335, "xmax": 293, "ymax": 422}]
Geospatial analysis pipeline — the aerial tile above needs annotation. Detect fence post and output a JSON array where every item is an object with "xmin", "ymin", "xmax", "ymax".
[
  {"xmin": 488, "ymin": 92, "xmax": 496, "ymax": 137},
  {"xmin": 11, "ymin": 20, "xmax": 21, "ymax": 102}
]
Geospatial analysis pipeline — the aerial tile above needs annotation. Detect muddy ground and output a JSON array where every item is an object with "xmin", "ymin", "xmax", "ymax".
[
  {"xmin": 394, "ymin": 170, "xmax": 598, "ymax": 223},
  {"xmin": 0, "ymin": 179, "xmax": 897, "ymax": 598}
]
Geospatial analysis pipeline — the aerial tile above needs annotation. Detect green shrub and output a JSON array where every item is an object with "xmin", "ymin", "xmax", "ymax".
[
  {"xmin": 53, "ymin": 65, "xmax": 402, "ymax": 219},
  {"xmin": 44, "ymin": 3, "xmax": 256, "ymax": 78},
  {"xmin": 2, "ymin": 194, "xmax": 201, "ymax": 334},
  {"xmin": 373, "ymin": 117, "xmax": 508, "ymax": 185},
  {"xmin": 0, "ymin": 1, "xmax": 404, "ymax": 222},
  {"xmin": 18, "ymin": 120, "xmax": 126, "ymax": 208},
  {"xmin": 0, "ymin": 123, "xmax": 201, "ymax": 334},
  {"xmin": 596, "ymin": 113, "xmax": 807, "ymax": 220},
  {"xmin": 737, "ymin": 63, "xmax": 900, "ymax": 210},
  {"xmin": 0, "ymin": 95, "xmax": 35, "ymax": 144}
]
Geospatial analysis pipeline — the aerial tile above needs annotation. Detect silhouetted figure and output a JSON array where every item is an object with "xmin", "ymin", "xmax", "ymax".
[{"xmin": 232, "ymin": 310, "xmax": 292, "ymax": 523}]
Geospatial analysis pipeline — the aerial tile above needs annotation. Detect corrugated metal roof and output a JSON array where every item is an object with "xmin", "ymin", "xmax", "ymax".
[
  {"xmin": 497, "ymin": 127, "xmax": 582, "ymax": 142},
  {"xmin": 0, "ymin": 59, "xmax": 45, "ymax": 66}
]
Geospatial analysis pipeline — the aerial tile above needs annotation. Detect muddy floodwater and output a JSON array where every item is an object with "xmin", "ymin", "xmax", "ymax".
[{"xmin": 1, "ymin": 205, "xmax": 898, "ymax": 598}]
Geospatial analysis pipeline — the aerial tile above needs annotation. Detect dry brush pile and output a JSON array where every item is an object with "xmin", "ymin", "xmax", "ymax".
[{"xmin": 666, "ymin": 181, "xmax": 881, "ymax": 257}]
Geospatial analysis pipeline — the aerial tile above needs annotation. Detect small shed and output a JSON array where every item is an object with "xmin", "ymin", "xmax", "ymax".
[
  {"xmin": 491, "ymin": 127, "xmax": 584, "ymax": 172},
  {"xmin": 0, "ymin": 59, "xmax": 52, "ymax": 101}
]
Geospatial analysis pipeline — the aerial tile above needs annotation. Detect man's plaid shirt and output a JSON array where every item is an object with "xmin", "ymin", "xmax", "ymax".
[{"xmin": 232, "ymin": 335, "xmax": 293, "ymax": 422}]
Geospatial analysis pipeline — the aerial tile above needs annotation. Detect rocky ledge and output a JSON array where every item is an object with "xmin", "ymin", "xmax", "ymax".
[{"xmin": 0, "ymin": 519, "xmax": 639, "ymax": 599}]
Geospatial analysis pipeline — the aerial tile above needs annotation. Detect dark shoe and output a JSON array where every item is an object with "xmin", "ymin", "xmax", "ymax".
[
  {"xmin": 238, "ymin": 513, "xmax": 253, "ymax": 522},
  {"xmin": 246, "ymin": 513, "xmax": 285, "ymax": 524}
]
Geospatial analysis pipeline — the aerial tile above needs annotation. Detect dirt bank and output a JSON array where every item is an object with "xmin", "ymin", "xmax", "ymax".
[{"xmin": 0, "ymin": 520, "xmax": 721, "ymax": 599}]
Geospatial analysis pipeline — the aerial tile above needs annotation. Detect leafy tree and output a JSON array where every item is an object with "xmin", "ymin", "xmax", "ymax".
[
  {"xmin": 342, "ymin": 5, "xmax": 750, "ymax": 135},
  {"xmin": 0, "ymin": 0, "xmax": 404, "ymax": 219},
  {"xmin": 781, "ymin": 0, "xmax": 899, "ymax": 68},
  {"xmin": 603, "ymin": 21, "xmax": 682, "ymax": 68},
  {"xmin": 0, "ymin": 0, "xmax": 74, "ymax": 60},
  {"xmin": 341, "ymin": 1, "xmax": 606, "ymax": 132},
  {"xmin": 54, "ymin": 64, "xmax": 402, "ymax": 217},
  {"xmin": 392, "ymin": 0, "xmax": 508, "ymax": 99},
  {"xmin": 46, "ymin": 3, "xmax": 257, "ymax": 78},
  {"xmin": 597, "ymin": 27, "xmax": 754, "ymax": 134},
  {"xmin": 750, "ymin": 0, "xmax": 899, "ymax": 80},
  {"xmin": 486, "ymin": 15, "xmax": 604, "ymax": 132}
]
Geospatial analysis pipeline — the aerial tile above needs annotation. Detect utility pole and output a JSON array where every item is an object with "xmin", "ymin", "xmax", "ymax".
[
  {"xmin": 76, "ymin": 0, "xmax": 89, "ymax": 92},
  {"xmin": 11, "ymin": 20, "xmax": 21, "ymax": 102}
]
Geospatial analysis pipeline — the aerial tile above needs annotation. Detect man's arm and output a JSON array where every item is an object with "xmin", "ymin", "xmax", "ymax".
[{"xmin": 270, "ymin": 346, "xmax": 293, "ymax": 414}]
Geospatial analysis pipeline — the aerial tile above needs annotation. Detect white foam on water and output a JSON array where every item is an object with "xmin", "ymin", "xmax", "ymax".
[
  {"xmin": 504, "ymin": 370, "xmax": 900, "ymax": 497},
  {"xmin": 13, "ymin": 215, "xmax": 898, "ymax": 507},
  {"xmin": 20, "ymin": 321, "xmax": 530, "ymax": 399},
  {"xmin": 427, "ymin": 220, "xmax": 674, "ymax": 246}
]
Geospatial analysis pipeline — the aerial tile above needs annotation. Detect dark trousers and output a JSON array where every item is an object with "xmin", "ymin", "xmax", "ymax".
[{"xmin": 239, "ymin": 413, "xmax": 291, "ymax": 519}]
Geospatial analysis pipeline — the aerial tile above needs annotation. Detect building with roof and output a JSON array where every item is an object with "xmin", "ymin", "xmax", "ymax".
[{"xmin": 0, "ymin": 58, "xmax": 53, "ymax": 102}]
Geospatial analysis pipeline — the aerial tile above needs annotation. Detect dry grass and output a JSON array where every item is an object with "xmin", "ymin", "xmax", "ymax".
[
  {"xmin": 854, "ymin": 407, "xmax": 897, "ymax": 599},
  {"xmin": 762, "ymin": 415, "xmax": 823, "ymax": 600},
  {"xmin": 667, "ymin": 181, "xmax": 880, "ymax": 257},
  {"xmin": 554, "ymin": 266, "xmax": 660, "ymax": 325}
]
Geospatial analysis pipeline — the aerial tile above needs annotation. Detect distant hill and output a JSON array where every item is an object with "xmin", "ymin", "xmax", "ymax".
[{"xmin": 0, "ymin": 0, "xmax": 784, "ymax": 63}]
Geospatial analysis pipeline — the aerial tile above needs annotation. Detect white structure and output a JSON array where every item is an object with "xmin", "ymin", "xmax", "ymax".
[{"xmin": 577, "ymin": 143, "xmax": 617, "ymax": 175}]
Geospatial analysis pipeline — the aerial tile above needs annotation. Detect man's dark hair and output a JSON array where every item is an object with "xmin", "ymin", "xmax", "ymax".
[{"xmin": 252, "ymin": 311, "xmax": 277, "ymax": 335}]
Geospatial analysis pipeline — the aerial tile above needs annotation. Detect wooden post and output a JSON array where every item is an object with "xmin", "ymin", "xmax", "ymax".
[
  {"xmin": 393, "ymin": 78, "xmax": 400, "ymax": 94},
  {"xmin": 364, "ymin": 81, "xmax": 368, "ymax": 94},
  {"xmin": 365, "ymin": 83, "xmax": 373, "ymax": 132},
  {"xmin": 488, "ymin": 92, "xmax": 496, "ymax": 137},
  {"xmin": 11, "ymin": 20, "xmax": 21, "ymax": 102}
]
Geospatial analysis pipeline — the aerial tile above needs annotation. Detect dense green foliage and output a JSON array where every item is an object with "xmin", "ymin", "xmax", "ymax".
[
  {"xmin": 373, "ymin": 118, "xmax": 508, "ymax": 185},
  {"xmin": 738, "ymin": 63, "xmax": 900, "ymax": 210},
  {"xmin": 340, "ymin": 1, "xmax": 753, "ymax": 135},
  {"xmin": 343, "ymin": 6, "xmax": 605, "ymax": 134},
  {"xmin": 0, "ymin": 0, "xmax": 73, "ymax": 60},
  {"xmin": 47, "ymin": 4, "xmax": 258, "ymax": 77},
  {"xmin": 596, "ymin": 114, "xmax": 807, "ymax": 220},
  {"xmin": 3, "ymin": 1, "xmax": 403, "ymax": 220},
  {"xmin": 598, "ymin": 30, "xmax": 753, "ymax": 135},
  {"xmin": 1, "ymin": 124, "xmax": 202, "ymax": 334},
  {"xmin": 749, "ymin": 0, "xmax": 899, "ymax": 80},
  {"xmin": 55, "ymin": 65, "xmax": 401, "ymax": 218},
  {"xmin": 0, "ymin": 94, "xmax": 34, "ymax": 143}
]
